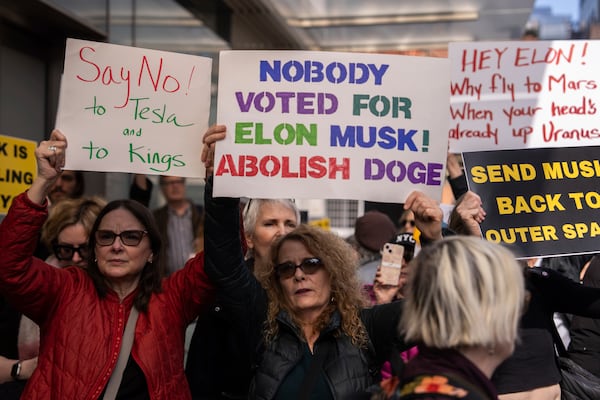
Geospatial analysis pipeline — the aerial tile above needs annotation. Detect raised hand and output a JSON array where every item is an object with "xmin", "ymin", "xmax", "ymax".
[
  {"xmin": 28, "ymin": 130, "xmax": 68, "ymax": 205},
  {"xmin": 201, "ymin": 124, "xmax": 226, "ymax": 177},
  {"xmin": 404, "ymin": 191, "xmax": 443, "ymax": 241}
]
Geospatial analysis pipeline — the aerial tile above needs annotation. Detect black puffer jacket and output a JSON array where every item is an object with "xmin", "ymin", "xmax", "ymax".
[
  {"xmin": 187, "ymin": 177, "xmax": 406, "ymax": 399},
  {"xmin": 252, "ymin": 304, "xmax": 404, "ymax": 400}
]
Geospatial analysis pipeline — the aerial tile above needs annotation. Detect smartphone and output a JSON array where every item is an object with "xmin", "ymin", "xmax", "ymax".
[{"xmin": 379, "ymin": 243, "xmax": 404, "ymax": 286}]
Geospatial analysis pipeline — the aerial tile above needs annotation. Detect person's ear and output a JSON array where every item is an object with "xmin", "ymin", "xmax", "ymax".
[{"xmin": 245, "ymin": 232, "xmax": 254, "ymax": 250}]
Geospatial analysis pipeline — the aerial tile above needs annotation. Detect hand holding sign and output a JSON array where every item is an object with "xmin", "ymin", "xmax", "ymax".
[
  {"xmin": 201, "ymin": 124, "xmax": 227, "ymax": 177},
  {"xmin": 28, "ymin": 130, "xmax": 67, "ymax": 205}
]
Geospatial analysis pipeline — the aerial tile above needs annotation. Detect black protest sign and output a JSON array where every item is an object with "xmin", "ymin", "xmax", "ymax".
[{"xmin": 463, "ymin": 146, "xmax": 600, "ymax": 258}]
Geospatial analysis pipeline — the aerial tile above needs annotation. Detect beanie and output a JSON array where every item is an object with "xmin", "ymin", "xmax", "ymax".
[
  {"xmin": 390, "ymin": 232, "xmax": 416, "ymax": 262},
  {"xmin": 354, "ymin": 211, "xmax": 397, "ymax": 252}
]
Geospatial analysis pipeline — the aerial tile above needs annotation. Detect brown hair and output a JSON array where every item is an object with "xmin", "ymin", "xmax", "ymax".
[
  {"xmin": 256, "ymin": 225, "xmax": 368, "ymax": 346},
  {"xmin": 87, "ymin": 199, "xmax": 165, "ymax": 312},
  {"xmin": 41, "ymin": 196, "xmax": 107, "ymax": 252}
]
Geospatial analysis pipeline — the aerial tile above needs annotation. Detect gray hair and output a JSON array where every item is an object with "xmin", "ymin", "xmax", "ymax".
[{"xmin": 242, "ymin": 199, "xmax": 300, "ymax": 236}]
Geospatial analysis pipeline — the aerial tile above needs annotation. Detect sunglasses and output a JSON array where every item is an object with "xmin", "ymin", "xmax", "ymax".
[
  {"xmin": 275, "ymin": 257, "xmax": 323, "ymax": 279},
  {"xmin": 400, "ymin": 219, "xmax": 416, "ymax": 227},
  {"xmin": 53, "ymin": 244, "xmax": 89, "ymax": 261},
  {"xmin": 95, "ymin": 230, "xmax": 148, "ymax": 246}
]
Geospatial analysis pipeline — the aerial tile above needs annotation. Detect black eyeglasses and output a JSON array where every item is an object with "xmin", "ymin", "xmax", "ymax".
[
  {"xmin": 400, "ymin": 219, "xmax": 416, "ymax": 227},
  {"xmin": 53, "ymin": 244, "xmax": 89, "ymax": 261},
  {"xmin": 275, "ymin": 257, "xmax": 323, "ymax": 279},
  {"xmin": 95, "ymin": 230, "xmax": 148, "ymax": 246}
]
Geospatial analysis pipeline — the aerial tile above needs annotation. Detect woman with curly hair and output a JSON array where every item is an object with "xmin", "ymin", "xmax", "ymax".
[
  {"xmin": 250, "ymin": 223, "xmax": 408, "ymax": 398},
  {"xmin": 195, "ymin": 125, "xmax": 446, "ymax": 399},
  {"xmin": 251, "ymin": 224, "xmax": 409, "ymax": 399}
]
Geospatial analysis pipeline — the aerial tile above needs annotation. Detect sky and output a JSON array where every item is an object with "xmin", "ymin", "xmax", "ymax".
[{"xmin": 534, "ymin": 0, "xmax": 579, "ymax": 22}]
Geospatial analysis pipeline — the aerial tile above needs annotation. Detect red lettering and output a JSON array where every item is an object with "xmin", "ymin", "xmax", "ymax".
[
  {"xmin": 329, "ymin": 158, "xmax": 350, "ymax": 179},
  {"xmin": 215, "ymin": 154, "xmax": 239, "ymax": 176},
  {"xmin": 139, "ymin": 55, "xmax": 162, "ymax": 91},
  {"xmin": 77, "ymin": 46, "xmax": 101, "ymax": 82},
  {"xmin": 243, "ymin": 155, "xmax": 258, "ymax": 177},
  {"xmin": 215, "ymin": 154, "xmax": 348, "ymax": 179},
  {"xmin": 281, "ymin": 156, "xmax": 299, "ymax": 178},
  {"xmin": 308, "ymin": 156, "xmax": 327, "ymax": 178}
]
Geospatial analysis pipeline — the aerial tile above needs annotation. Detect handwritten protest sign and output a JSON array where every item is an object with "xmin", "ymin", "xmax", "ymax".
[
  {"xmin": 0, "ymin": 134, "xmax": 37, "ymax": 214},
  {"xmin": 213, "ymin": 51, "xmax": 449, "ymax": 202},
  {"xmin": 449, "ymin": 40, "xmax": 599, "ymax": 152},
  {"xmin": 56, "ymin": 38, "xmax": 212, "ymax": 177},
  {"xmin": 463, "ymin": 146, "xmax": 600, "ymax": 258}
]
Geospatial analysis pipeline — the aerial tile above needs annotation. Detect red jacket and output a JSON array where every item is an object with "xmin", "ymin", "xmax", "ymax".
[{"xmin": 0, "ymin": 192, "xmax": 214, "ymax": 399}]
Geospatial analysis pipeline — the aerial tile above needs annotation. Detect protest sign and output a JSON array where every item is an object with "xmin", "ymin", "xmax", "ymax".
[
  {"xmin": 213, "ymin": 51, "xmax": 449, "ymax": 203},
  {"xmin": 463, "ymin": 146, "xmax": 600, "ymax": 258},
  {"xmin": 0, "ymin": 134, "xmax": 37, "ymax": 214},
  {"xmin": 56, "ymin": 38, "xmax": 212, "ymax": 177},
  {"xmin": 449, "ymin": 40, "xmax": 599, "ymax": 152}
]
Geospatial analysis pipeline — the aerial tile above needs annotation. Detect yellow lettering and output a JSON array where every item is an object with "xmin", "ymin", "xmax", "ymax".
[
  {"xmin": 514, "ymin": 197, "xmax": 532, "ymax": 213},
  {"xmin": 471, "ymin": 164, "xmax": 537, "ymax": 183},
  {"xmin": 488, "ymin": 165, "xmax": 503, "ymax": 183},
  {"xmin": 496, "ymin": 197, "xmax": 514, "ymax": 214},
  {"xmin": 592, "ymin": 222, "xmax": 600, "ymax": 237},
  {"xmin": 495, "ymin": 194, "xmax": 564, "ymax": 214},
  {"xmin": 486, "ymin": 225, "xmax": 558, "ymax": 243},
  {"xmin": 470, "ymin": 166, "xmax": 488, "ymax": 184},
  {"xmin": 563, "ymin": 222, "xmax": 600, "ymax": 239}
]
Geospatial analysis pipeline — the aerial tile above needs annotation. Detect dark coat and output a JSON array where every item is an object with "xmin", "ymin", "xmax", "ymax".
[
  {"xmin": 252, "ymin": 304, "xmax": 404, "ymax": 400},
  {"xmin": 186, "ymin": 177, "xmax": 406, "ymax": 399},
  {"xmin": 185, "ymin": 179, "xmax": 265, "ymax": 399}
]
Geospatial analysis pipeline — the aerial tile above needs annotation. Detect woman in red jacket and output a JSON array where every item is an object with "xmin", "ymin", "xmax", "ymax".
[{"xmin": 0, "ymin": 129, "xmax": 214, "ymax": 400}]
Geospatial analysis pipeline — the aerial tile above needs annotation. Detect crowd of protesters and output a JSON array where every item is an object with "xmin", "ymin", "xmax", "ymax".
[{"xmin": 2, "ymin": 50, "xmax": 600, "ymax": 399}]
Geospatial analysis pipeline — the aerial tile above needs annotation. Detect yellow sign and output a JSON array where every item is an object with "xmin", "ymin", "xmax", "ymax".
[
  {"xmin": 309, "ymin": 218, "xmax": 331, "ymax": 231},
  {"xmin": 0, "ymin": 134, "xmax": 37, "ymax": 214}
]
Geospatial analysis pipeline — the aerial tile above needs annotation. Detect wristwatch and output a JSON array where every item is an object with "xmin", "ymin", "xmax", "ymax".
[{"xmin": 10, "ymin": 361, "xmax": 22, "ymax": 380}]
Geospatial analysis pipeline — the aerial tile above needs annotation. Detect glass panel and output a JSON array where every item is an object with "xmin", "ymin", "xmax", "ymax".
[{"xmin": 47, "ymin": 0, "xmax": 109, "ymax": 34}]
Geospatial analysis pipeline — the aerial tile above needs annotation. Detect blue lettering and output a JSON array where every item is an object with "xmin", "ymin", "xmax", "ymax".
[
  {"xmin": 259, "ymin": 60, "xmax": 389, "ymax": 85},
  {"xmin": 331, "ymin": 125, "xmax": 419, "ymax": 151},
  {"xmin": 260, "ymin": 60, "xmax": 280, "ymax": 82},
  {"xmin": 330, "ymin": 125, "xmax": 356, "ymax": 147}
]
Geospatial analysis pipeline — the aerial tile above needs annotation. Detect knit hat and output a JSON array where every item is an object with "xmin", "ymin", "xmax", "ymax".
[{"xmin": 354, "ymin": 211, "xmax": 397, "ymax": 252}]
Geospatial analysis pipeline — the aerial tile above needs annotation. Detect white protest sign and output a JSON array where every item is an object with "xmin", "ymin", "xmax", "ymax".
[
  {"xmin": 213, "ymin": 51, "xmax": 449, "ymax": 203},
  {"xmin": 449, "ymin": 40, "xmax": 599, "ymax": 152},
  {"xmin": 56, "ymin": 38, "xmax": 212, "ymax": 177}
]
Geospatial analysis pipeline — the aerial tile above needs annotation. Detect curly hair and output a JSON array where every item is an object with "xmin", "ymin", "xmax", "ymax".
[{"xmin": 256, "ymin": 224, "xmax": 368, "ymax": 347}]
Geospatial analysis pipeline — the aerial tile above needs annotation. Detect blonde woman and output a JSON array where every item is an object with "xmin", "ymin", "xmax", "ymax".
[{"xmin": 384, "ymin": 236, "xmax": 525, "ymax": 399}]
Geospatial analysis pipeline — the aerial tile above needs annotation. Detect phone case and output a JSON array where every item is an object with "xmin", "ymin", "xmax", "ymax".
[{"xmin": 380, "ymin": 243, "xmax": 404, "ymax": 285}]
